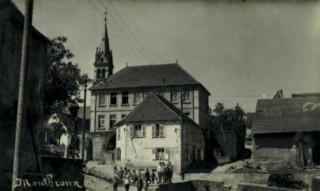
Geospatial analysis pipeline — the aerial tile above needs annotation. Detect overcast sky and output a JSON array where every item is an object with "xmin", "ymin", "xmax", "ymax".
[{"xmin": 12, "ymin": 0, "xmax": 320, "ymax": 112}]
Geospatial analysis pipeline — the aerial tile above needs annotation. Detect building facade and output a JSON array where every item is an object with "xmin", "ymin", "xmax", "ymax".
[
  {"xmin": 90, "ymin": 64, "xmax": 211, "ymax": 132},
  {"xmin": 88, "ymin": 18, "xmax": 211, "ymax": 161},
  {"xmin": 114, "ymin": 93, "xmax": 205, "ymax": 173}
]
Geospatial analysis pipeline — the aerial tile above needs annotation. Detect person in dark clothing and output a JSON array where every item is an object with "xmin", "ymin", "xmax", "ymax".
[
  {"xmin": 151, "ymin": 170, "xmax": 156, "ymax": 184},
  {"xmin": 163, "ymin": 166, "xmax": 170, "ymax": 183},
  {"xmin": 145, "ymin": 168, "xmax": 151, "ymax": 183},
  {"xmin": 118, "ymin": 167, "xmax": 124, "ymax": 180},
  {"xmin": 112, "ymin": 176, "xmax": 118, "ymax": 191},
  {"xmin": 114, "ymin": 166, "xmax": 118, "ymax": 175},
  {"xmin": 167, "ymin": 162, "xmax": 173, "ymax": 183},
  {"xmin": 136, "ymin": 176, "xmax": 144, "ymax": 191}
]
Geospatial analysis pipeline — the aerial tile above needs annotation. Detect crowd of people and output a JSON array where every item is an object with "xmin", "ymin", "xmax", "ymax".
[{"xmin": 112, "ymin": 161, "xmax": 174, "ymax": 191}]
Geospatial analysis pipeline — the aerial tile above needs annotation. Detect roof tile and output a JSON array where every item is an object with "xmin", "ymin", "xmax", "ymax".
[{"xmin": 90, "ymin": 64, "xmax": 209, "ymax": 94}]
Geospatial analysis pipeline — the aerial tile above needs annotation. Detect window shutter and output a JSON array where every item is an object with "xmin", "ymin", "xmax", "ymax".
[
  {"xmin": 129, "ymin": 125, "xmax": 134, "ymax": 138},
  {"xmin": 152, "ymin": 125, "xmax": 155, "ymax": 138},
  {"xmin": 160, "ymin": 125, "xmax": 164, "ymax": 138},
  {"xmin": 152, "ymin": 149, "xmax": 156, "ymax": 160},
  {"xmin": 142, "ymin": 125, "xmax": 146, "ymax": 138},
  {"xmin": 165, "ymin": 148, "xmax": 170, "ymax": 160}
]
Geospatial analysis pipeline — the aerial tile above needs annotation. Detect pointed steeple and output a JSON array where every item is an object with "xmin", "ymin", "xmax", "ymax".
[
  {"xmin": 94, "ymin": 8, "xmax": 114, "ymax": 81},
  {"xmin": 103, "ymin": 10, "xmax": 110, "ymax": 54}
]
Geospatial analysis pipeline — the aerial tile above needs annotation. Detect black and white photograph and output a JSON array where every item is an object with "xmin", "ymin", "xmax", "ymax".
[{"xmin": 1, "ymin": 0, "xmax": 320, "ymax": 190}]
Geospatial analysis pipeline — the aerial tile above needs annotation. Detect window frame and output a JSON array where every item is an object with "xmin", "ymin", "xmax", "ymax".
[
  {"xmin": 131, "ymin": 125, "xmax": 146, "ymax": 138},
  {"xmin": 109, "ymin": 114, "xmax": 117, "ymax": 129},
  {"xmin": 152, "ymin": 124, "xmax": 165, "ymax": 138},
  {"xmin": 170, "ymin": 90, "xmax": 179, "ymax": 102},
  {"xmin": 122, "ymin": 91, "xmax": 129, "ymax": 105},
  {"xmin": 98, "ymin": 94, "xmax": 106, "ymax": 106},
  {"xmin": 182, "ymin": 89, "xmax": 191, "ymax": 102},
  {"xmin": 110, "ymin": 92, "xmax": 117, "ymax": 106},
  {"xmin": 97, "ymin": 115, "xmax": 105, "ymax": 130},
  {"xmin": 156, "ymin": 148, "xmax": 165, "ymax": 161}
]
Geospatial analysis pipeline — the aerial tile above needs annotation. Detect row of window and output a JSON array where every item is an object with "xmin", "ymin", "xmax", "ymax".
[
  {"xmin": 117, "ymin": 125, "xmax": 165, "ymax": 140},
  {"xmin": 97, "ymin": 114, "xmax": 126, "ymax": 130},
  {"xmin": 98, "ymin": 89, "xmax": 191, "ymax": 107}
]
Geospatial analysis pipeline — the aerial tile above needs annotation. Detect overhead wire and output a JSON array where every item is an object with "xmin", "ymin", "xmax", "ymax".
[
  {"xmin": 105, "ymin": 0, "xmax": 159, "ymax": 64},
  {"xmin": 89, "ymin": 0, "xmax": 146, "ymax": 64},
  {"xmin": 96, "ymin": 0, "xmax": 155, "ymax": 65},
  {"xmin": 115, "ymin": 0, "xmax": 162, "ymax": 64}
]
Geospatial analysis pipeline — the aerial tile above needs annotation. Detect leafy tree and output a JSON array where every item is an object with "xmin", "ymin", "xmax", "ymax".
[
  {"xmin": 213, "ymin": 102, "xmax": 225, "ymax": 115},
  {"xmin": 212, "ymin": 104, "xmax": 246, "ymax": 134},
  {"xmin": 44, "ymin": 36, "xmax": 90, "ymax": 113}
]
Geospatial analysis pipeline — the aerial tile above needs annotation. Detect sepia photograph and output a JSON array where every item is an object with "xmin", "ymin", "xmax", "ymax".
[{"xmin": 1, "ymin": 0, "xmax": 320, "ymax": 190}]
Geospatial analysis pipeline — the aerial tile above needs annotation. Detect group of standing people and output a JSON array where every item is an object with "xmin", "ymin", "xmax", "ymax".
[
  {"xmin": 156, "ymin": 161, "xmax": 173, "ymax": 184},
  {"xmin": 112, "ymin": 162, "xmax": 174, "ymax": 191}
]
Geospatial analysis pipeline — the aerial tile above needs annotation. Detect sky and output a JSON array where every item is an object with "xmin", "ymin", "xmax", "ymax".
[{"xmin": 12, "ymin": 0, "xmax": 320, "ymax": 112}]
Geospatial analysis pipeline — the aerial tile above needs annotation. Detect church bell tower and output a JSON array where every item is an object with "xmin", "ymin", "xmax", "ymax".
[{"xmin": 94, "ymin": 11, "xmax": 114, "ymax": 81}]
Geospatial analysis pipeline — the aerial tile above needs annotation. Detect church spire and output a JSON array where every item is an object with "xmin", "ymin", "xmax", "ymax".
[
  {"xmin": 103, "ymin": 9, "xmax": 110, "ymax": 54},
  {"xmin": 93, "ymin": 8, "xmax": 114, "ymax": 81}
]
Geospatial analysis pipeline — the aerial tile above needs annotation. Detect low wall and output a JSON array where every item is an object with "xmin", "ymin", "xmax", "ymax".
[
  {"xmin": 234, "ymin": 171, "xmax": 320, "ymax": 187},
  {"xmin": 237, "ymin": 183, "xmax": 296, "ymax": 191},
  {"xmin": 153, "ymin": 180, "xmax": 230, "ymax": 191}
]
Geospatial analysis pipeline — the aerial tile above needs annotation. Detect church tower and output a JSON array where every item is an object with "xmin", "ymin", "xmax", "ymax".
[{"xmin": 94, "ymin": 12, "xmax": 114, "ymax": 81}]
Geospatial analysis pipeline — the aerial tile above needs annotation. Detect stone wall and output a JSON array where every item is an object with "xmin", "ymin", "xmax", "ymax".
[{"xmin": 91, "ymin": 132, "xmax": 115, "ymax": 161}]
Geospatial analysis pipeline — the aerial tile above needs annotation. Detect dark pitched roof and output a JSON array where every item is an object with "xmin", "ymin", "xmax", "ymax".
[
  {"xmin": 252, "ymin": 96, "xmax": 320, "ymax": 134},
  {"xmin": 90, "ymin": 63, "xmax": 210, "ymax": 95},
  {"xmin": 115, "ymin": 92, "xmax": 202, "ymax": 129}
]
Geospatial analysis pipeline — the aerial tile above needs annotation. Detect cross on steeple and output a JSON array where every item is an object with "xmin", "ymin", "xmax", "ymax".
[{"xmin": 104, "ymin": 8, "xmax": 107, "ymax": 23}]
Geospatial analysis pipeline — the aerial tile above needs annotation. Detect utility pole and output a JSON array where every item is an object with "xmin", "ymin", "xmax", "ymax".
[
  {"xmin": 180, "ymin": 89, "xmax": 184, "ymax": 177},
  {"xmin": 81, "ymin": 78, "xmax": 88, "ymax": 164},
  {"xmin": 11, "ymin": 0, "xmax": 33, "ymax": 190}
]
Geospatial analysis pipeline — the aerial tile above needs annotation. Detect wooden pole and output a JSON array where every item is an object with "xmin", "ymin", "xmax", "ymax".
[
  {"xmin": 11, "ymin": 0, "xmax": 33, "ymax": 190},
  {"xmin": 180, "ymin": 90, "xmax": 184, "ymax": 175},
  {"xmin": 81, "ymin": 79, "xmax": 87, "ymax": 163}
]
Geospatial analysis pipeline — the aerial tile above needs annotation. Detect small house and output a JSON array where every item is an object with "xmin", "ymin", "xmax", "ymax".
[
  {"xmin": 114, "ymin": 92, "xmax": 205, "ymax": 173},
  {"xmin": 252, "ymin": 93, "xmax": 320, "ymax": 167}
]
